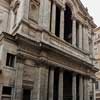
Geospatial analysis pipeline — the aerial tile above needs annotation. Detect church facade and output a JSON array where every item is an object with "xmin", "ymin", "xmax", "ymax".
[{"xmin": 0, "ymin": 0, "xmax": 98, "ymax": 100}]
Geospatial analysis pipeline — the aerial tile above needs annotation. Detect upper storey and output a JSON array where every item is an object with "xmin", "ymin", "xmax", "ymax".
[{"xmin": 0, "ymin": 0, "xmax": 96, "ymax": 65}]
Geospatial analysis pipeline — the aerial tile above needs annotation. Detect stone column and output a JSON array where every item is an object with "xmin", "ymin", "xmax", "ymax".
[
  {"xmin": 83, "ymin": 26, "xmax": 89, "ymax": 52},
  {"xmin": 85, "ymin": 27, "xmax": 89, "ymax": 52},
  {"xmin": 87, "ymin": 79, "xmax": 90, "ymax": 100},
  {"xmin": 93, "ymin": 81, "xmax": 96, "ymax": 100},
  {"xmin": 51, "ymin": 1, "xmax": 56, "ymax": 34},
  {"xmin": 72, "ymin": 18, "xmax": 76, "ymax": 47},
  {"xmin": 58, "ymin": 69, "xmax": 63, "ymax": 100},
  {"xmin": 84, "ymin": 78, "xmax": 89, "ymax": 100},
  {"xmin": 79, "ymin": 76, "xmax": 83, "ymax": 100},
  {"xmin": 84, "ymin": 78, "xmax": 86, "ymax": 100},
  {"xmin": 0, "ymin": 84, "xmax": 2, "ymax": 100},
  {"xmin": 72, "ymin": 73, "xmax": 76, "ymax": 100},
  {"xmin": 60, "ymin": 8, "xmax": 64, "ymax": 40},
  {"xmin": 79, "ymin": 24, "xmax": 82, "ymax": 49},
  {"xmin": 48, "ymin": 68, "xmax": 54, "ymax": 100}
]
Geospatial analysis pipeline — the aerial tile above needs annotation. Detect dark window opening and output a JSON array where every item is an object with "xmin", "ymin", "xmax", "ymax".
[
  {"xmin": 2, "ymin": 86, "xmax": 12, "ymax": 95},
  {"xmin": 55, "ymin": 6, "xmax": 61, "ymax": 37},
  {"xmin": 49, "ymin": 1, "xmax": 53, "ymax": 32},
  {"xmin": 76, "ymin": 75, "xmax": 79, "ymax": 100},
  {"xmin": 23, "ymin": 89, "xmax": 31, "ymax": 100},
  {"xmin": 64, "ymin": 5, "xmax": 72, "ymax": 44},
  {"xmin": 6, "ymin": 53, "xmax": 15, "ymax": 67},
  {"xmin": 76, "ymin": 21, "xmax": 79, "ymax": 47},
  {"xmin": 95, "ymin": 81, "xmax": 99, "ymax": 90},
  {"xmin": 63, "ymin": 71, "xmax": 72, "ymax": 100},
  {"xmin": 53, "ymin": 68, "xmax": 59, "ymax": 100}
]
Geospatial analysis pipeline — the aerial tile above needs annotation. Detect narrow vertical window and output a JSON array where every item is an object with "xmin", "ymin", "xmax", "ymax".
[
  {"xmin": 64, "ymin": 5, "xmax": 72, "ymax": 43},
  {"xmin": 55, "ymin": 6, "xmax": 61, "ymax": 37},
  {"xmin": 6, "ymin": 53, "xmax": 15, "ymax": 67}
]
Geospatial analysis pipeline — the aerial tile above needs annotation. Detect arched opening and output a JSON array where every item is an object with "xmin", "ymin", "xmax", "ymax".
[
  {"xmin": 55, "ymin": 5, "xmax": 61, "ymax": 37},
  {"xmin": 64, "ymin": 4, "xmax": 72, "ymax": 44}
]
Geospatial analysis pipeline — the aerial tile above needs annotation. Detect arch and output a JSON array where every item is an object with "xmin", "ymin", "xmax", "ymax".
[
  {"xmin": 64, "ymin": 3, "xmax": 73, "ymax": 43},
  {"xmin": 64, "ymin": 1, "xmax": 76, "ymax": 17}
]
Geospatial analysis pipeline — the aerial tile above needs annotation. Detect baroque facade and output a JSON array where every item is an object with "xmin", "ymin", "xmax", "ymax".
[{"xmin": 0, "ymin": 0, "xmax": 98, "ymax": 100}]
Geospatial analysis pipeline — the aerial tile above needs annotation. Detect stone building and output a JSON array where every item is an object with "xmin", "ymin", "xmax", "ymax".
[
  {"xmin": 0, "ymin": 0, "xmax": 98, "ymax": 100},
  {"xmin": 94, "ymin": 27, "xmax": 100, "ymax": 100}
]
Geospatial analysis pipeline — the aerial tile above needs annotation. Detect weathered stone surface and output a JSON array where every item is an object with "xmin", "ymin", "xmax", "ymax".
[{"xmin": 0, "ymin": 0, "xmax": 97, "ymax": 100}]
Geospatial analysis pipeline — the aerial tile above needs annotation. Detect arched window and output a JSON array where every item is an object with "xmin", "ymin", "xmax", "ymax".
[{"xmin": 64, "ymin": 4, "xmax": 72, "ymax": 44}]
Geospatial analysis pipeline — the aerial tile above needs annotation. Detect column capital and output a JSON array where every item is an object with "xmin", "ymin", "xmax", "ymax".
[
  {"xmin": 52, "ymin": 0, "xmax": 56, "ymax": 4},
  {"xmin": 50, "ymin": 66, "xmax": 54, "ymax": 70},
  {"xmin": 72, "ymin": 72, "xmax": 77, "ymax": 76},
  {"xmin": 71, "ymin": 15, "xmax": 77, "ymax": 20},
  {"xmin": 59, "ymin": 68, "xmax": 64, "ymax": 72}
]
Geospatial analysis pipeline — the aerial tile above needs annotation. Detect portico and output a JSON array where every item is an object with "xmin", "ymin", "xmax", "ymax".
[{"xmin": 48, "ymin": 67, "xmax": 90, "ymax": 100}]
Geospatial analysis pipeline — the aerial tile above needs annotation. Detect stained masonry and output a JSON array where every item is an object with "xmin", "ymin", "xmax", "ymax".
[{"xmin": 0, "ymin": 0, "xmax": 98, "ymax": 100}]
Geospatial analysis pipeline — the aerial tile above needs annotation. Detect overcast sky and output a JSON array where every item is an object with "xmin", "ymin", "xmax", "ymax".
[{"xmin": 80, "ymin": 0, "xmax": 100, "ymax": 27}]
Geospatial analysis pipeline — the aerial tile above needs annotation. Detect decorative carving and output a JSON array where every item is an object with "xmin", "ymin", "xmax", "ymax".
[
  {"xmin": 29, "ymin": 0, "xmax": 40, "ymax": 22},
  {"xmin": 10, "ymin": 0, "xmax": 20, "ymax": 11},
  {"xmin": 30, "ymin": 0, "xmax": 39, "ymax": 9}
]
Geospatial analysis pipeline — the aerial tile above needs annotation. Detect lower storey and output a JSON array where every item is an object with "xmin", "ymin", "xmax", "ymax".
[{"xmin": 0, "ymin": 67, "xmax": 95, "ymax": 100}]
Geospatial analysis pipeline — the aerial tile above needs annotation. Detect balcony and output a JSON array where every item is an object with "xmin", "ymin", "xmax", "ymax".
[{"xmin": 41, "ymin": 30, "xmax": 91, "ymax": 64}]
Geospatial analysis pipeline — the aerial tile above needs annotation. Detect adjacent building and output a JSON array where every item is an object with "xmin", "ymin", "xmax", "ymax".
[
  {"xmin": 94, "ymin": 27, "xmax": 100, "ymax": 100},
  {"xmin": 0, "ymin": 0, "xmax": 98, "ymax": 100}
]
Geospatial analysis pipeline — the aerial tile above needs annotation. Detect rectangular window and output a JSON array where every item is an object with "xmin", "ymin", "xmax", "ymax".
[
  {"xmin": 2, "ymin": 86, "xmax": 12, "ymax": 95},
  {"xmin": 23, "ymin": 89, "xmax": 31, "ymax": 100},
  {"xmin": 6, "ymin": 53, "xmax": 15, "ymax": 67},
  {"xmin": 95, "ymin": 81, "xmax": 99, "ymax": 90},
  {"xmin": 2, "ymin": 86, "xmax": 12, "ymax": 100}
]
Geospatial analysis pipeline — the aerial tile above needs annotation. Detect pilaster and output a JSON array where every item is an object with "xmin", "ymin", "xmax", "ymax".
[
  {"xmin": 83, "ymin": 26, "xmax": 89, "ymax": 52},
  {"xmin": 79, "ymin": 24, "xmax": 82, "ymax": 49},
  {"xmin": 15, "ymin": 60, "xmax": 24, "ymax": 100},
  {"xmin": 38, "ymin": 63, "xmax": 49, "ymax": 100}
]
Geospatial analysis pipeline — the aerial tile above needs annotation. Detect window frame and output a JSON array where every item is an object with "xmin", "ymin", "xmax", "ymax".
[{"xmin": 6, "ymin": 53, "xmax": 16, "ymax": 68}]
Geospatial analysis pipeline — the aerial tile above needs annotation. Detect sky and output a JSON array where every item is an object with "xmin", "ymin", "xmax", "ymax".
[{"xmin": 80, "ymin": 0, "xmax": 100, "ymax": 27}]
